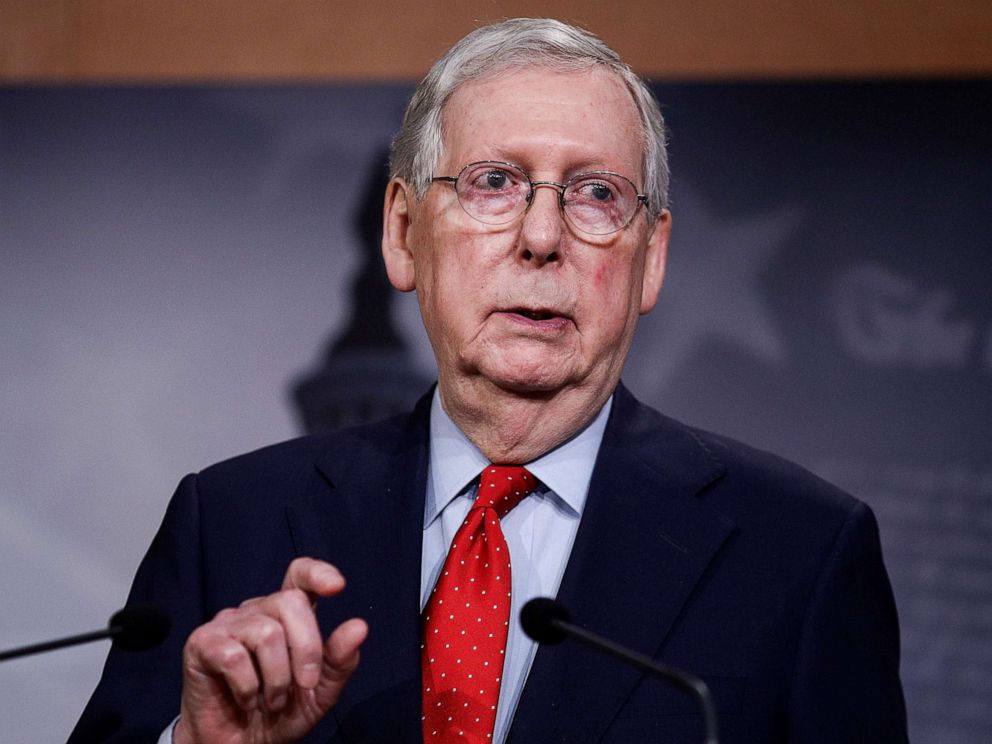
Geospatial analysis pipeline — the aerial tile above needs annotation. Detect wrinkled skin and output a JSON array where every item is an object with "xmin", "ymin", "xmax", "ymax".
[{"xmin": 383, "ymin": 67, "xmax": 670, "ymax": 463}]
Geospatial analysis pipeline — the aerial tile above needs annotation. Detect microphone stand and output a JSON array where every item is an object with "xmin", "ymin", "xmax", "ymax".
[
  {"xmin": 0, "ymin": 629, "xmax": 119, "ymax": 662},
  {"xmin": 522, "ymin": 598, "xmax": 718, "ymax": 744},
  {"xmin": 0, "ymin": 605, "xmax": 170, "ymax": 662},
  {"xmin": 555, "ymin": 617, "xmax": 718, "ymax": 744}
]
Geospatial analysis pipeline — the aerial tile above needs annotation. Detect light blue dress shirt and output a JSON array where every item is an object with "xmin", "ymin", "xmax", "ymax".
[
  {"xmin": 422, "ymin": 389, "xmax": 611, "ymax": 744},
  {"xmin": 165, "ymin": 391, "xmax": 611, "ymax": 744}
]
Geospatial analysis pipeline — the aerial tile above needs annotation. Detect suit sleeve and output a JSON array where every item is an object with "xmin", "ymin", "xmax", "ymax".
[
  {"xmin": 787, "ymin": 501, "xmax": 909, "ymax": 743},
  {"xmin": 68, "ymin": 473, "xmax": 206, "ymax": 743}
]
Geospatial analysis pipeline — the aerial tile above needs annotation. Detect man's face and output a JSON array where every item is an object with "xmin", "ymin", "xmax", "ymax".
[{"xmin": 384, "ymin": 67, "xmax": 669, "ymax": 402}]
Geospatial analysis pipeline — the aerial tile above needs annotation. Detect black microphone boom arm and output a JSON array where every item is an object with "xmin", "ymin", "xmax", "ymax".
[
  {"xmin": 0, "ymin": 605, "xmax": 170, "ymax": 662},
  {"xmin": 521, "ymin": 597, "xmax": 718, "ymax": 744}
]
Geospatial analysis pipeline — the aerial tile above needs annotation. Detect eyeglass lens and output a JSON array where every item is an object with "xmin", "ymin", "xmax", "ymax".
[{"xmin": 453, "ymin": 162, "xmax": 640, "ymax": 235}]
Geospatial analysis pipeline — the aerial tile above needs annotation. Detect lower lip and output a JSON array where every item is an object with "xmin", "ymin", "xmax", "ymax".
[{"xmin": 497, "ymin": 312, "xmax": 572, "ymax": 332}]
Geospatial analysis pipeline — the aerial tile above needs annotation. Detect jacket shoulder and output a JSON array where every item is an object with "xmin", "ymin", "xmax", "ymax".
[
  {"xmin": 613, "ymin": 383, "xmax": 863, "ymax": 528},
  {"xmin": 195, "ymin": 407, "xmax": 423, "ymax": 494},
  {"xmin": 692, "ymin": 425, "xmax": 859, "ymax": 515}
]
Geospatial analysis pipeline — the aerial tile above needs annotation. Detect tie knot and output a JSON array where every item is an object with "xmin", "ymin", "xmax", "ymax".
[{"xmin": 475, "ymin": 465, "xmax": 535, "ymax": 519}]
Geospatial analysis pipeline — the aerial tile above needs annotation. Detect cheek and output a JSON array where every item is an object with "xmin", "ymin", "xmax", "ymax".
[
  {"xmin": 584, "ymin": 254, "xmax": 643, "ymax": 336},
  {"xmin": 593, "ymin": 263, "xmax": 609, "ymax": 290},
  {"xmin": 589, "ymin": 254, "xmax": 637, "ymax": 303},
  {"xmin": 417, "ymin": 230, "xmax": 490, "ymax": 327}
]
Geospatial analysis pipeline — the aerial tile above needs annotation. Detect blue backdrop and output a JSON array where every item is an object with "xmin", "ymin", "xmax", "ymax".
[{"xmin": 1, "ymin": 81, "xmax": 989, "ymax": 742}]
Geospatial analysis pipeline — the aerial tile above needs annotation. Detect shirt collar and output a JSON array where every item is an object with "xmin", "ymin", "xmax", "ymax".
[{"xmin": 424, "ymin": 387, "xmax": 612, "ymax": 528}]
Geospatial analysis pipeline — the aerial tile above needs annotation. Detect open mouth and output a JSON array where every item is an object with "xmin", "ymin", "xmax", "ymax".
[{"xmin": 514, "ymin": 309, "xmax": 556, "ymax": 321}]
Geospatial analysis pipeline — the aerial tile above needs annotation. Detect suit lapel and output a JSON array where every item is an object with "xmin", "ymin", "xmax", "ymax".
[
  {"xmin": 285, "ymin": 393, "xmax": 432, "ymax": 744},
  {"xmin": 509, "ymin": 385, "xmax": 735, "ymax": 743},
  {"xmin": 281, "ymin": 385, "xmax": 735, "ymax": 743}
]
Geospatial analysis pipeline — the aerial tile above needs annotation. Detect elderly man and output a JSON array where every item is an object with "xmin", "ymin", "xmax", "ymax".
[{"xmin": 72, "ymin": 18, "xmax": 907, "ymax": 744}]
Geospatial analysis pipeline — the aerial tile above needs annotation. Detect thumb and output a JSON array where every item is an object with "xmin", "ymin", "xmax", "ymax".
[{"xmin": 313, "ymin": 618, "xmax": 368, "ymax": 711}]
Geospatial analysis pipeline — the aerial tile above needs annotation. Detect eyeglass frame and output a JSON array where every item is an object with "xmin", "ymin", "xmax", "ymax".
[{"xmin": 429, "ymin": 160, "xmax": 650, "ymax": 236}]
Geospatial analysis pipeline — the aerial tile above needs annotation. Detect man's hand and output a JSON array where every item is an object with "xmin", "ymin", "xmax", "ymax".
[{"xmin": 173, "ymin": 558, "xmax": 367, "ymax": 744}]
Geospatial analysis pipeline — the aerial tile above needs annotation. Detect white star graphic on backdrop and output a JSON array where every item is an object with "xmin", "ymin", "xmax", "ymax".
[{"xmin": 630, "ymin": 185, "xmax": 804, "ymax": 398}]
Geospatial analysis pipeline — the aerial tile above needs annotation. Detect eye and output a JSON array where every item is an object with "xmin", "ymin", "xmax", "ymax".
[
  {"xmin": 453, "ymin": 162, "xmax": 529, "ymax": 223},
  {"xmin": 573, "ymin": 179, "xmax": 618, "ymax": 202},
  {"xmin": 588, "ymin": 183, "xmax": 613, "ymax": 201},
  {"xmin": 485, "ymin": 170, "xmax": 508, "ymax": 189},
  {"xmin": 464, "ymin": 165, "xmax": 519, "ymax": 192}
]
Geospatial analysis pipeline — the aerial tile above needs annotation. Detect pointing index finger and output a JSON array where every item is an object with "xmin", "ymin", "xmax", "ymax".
[{"xmin": 281, "ymin": 557, "xmax": 346, "ymax": 599}]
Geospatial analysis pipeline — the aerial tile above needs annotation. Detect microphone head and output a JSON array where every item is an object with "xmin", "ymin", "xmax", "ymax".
[
  {"xmin": 109, "ymin": 605, "xmax": 171, "ymax": 652},
  {"xmin": 520, "ymin": 597, "xmax": 571, "ymax": 645}
]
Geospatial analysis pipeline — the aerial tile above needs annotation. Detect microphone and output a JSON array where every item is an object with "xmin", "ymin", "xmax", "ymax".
[
  {"xmin": 521, "ymin": 598, "xmax": 718, "ymax": 744},
  {"xmin": 0, "ymin": 605, "xmax": 171, "ymax": 662}
]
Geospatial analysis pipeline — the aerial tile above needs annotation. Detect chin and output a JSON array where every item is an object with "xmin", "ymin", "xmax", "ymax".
[{"xmin": 481, "ymin": 361, "xmax": 573, "ymax": 396}]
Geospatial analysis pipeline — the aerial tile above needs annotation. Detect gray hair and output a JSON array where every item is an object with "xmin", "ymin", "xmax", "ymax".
[{"xmin": 389, "ymin": 18, "xmax": 670, "ymax": 215}]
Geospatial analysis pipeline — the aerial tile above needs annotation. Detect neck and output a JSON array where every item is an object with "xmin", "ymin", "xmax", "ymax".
[{"xmin": 439, "ymin": 376, "xmax": 614, "ymax": 464}]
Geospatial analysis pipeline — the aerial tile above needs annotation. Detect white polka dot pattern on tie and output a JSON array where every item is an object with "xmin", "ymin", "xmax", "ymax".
[{"xmin": 422, "ymin": 466, "xmax": 535, "ymax": 743}]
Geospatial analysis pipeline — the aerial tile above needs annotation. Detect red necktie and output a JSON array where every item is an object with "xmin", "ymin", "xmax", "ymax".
[{"xmin": 422, "ymin": 466, "xmax": 536, "ymax": 743}]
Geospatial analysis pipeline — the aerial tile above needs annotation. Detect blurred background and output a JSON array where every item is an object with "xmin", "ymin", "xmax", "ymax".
[{"xmin": 2, "ymin": 2, "xmax": 990, "ymax": 741}]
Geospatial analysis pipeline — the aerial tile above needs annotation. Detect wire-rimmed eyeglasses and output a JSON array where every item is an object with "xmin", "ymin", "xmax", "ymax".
[{"xmin": 430, "ymin": 161, "xmax": 648, "ymax": 236}]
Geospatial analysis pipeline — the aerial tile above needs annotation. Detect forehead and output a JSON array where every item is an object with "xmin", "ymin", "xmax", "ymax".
[{"xmin": 440, "ymin": 66, "xmax": 644, "ymax": 179}]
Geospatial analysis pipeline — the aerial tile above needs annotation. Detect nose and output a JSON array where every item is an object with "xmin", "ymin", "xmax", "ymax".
[{"xmin": 518, "ymin": 182, "xmax": 565, "ymax": 266}]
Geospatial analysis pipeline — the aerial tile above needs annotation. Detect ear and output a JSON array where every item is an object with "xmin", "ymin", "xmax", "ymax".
[
  {"xmin": 639, "ymin": 209, "xmax": 671, "ymax": 315},
  {"xmin": 381, "ymin": 177, "xmax": 418, "ymax": 292}
]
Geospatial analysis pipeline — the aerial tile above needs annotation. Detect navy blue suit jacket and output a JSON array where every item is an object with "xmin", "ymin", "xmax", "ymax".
[{"xmin": 71, "ymin": 384, "xmax": 907, "ymax": 742}]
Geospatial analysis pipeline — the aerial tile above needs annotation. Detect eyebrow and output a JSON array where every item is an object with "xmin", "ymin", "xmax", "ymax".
[{"xmin": 468, "ymin": 153, "xmax": 630, "ymax": 180}]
